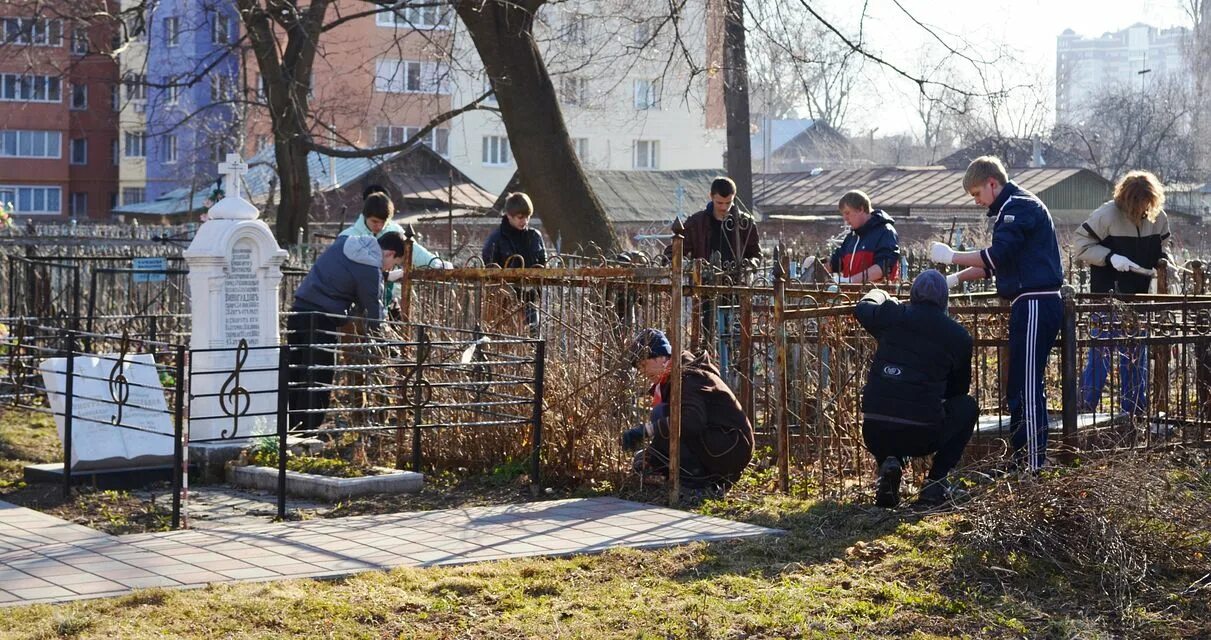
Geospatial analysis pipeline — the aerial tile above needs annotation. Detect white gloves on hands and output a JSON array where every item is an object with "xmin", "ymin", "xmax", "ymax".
[
  {"xmin": 929, "ymin": 242, "xmax": 955, "ymax": 265},
  {"xmin": 1109, "ymin": 254, "xmax": 1140, "ymax": 273},
  {"xmin": 387, "ymin": 268, "xmax": 405, "ymax": 282},
  {"xmin": 832, "ymin": 272, "xmax": 851, "ymax": 284},
  {"xmin": 945, "ymin": 273, "xmax": 960, "ymax": 289}
]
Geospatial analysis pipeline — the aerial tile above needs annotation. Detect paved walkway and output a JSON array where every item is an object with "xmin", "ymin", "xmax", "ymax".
[{"xmin": 0, "ymin": 497, "xmax": 780, "ymax": 607}]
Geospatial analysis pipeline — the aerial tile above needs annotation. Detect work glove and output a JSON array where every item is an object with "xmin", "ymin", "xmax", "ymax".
[
  {"xmin": 946, "ymin": 273, "xmax": 961, "ymax": 289},
  {"xmin": 621, "ymin": 425, "xmax": 646, "ymax": 452},
  {"xmin": 1109, "ymin": 254, "xmax": 1141, "ymax": 273},
  {"xmin": 832, "ymin": 272, "xmax": 851, "ymax": 284},
  {"xmin": 929, "ymin": 242, "xmax": 955, "ymax": 265},
  {"xmin": 387, "ymin": 268, "xmax": 405, "ymax": 282}
]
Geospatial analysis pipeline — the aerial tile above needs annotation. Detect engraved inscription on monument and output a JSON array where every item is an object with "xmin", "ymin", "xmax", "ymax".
[{"xmin": 223, "ymin": 238, "xmax": 261, "ymax": 346}]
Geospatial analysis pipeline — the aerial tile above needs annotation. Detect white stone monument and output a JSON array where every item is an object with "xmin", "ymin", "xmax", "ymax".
[
  {"xmin": 184, "ymin": 155, "xmax": 288, "ymax": 444},
  {"xmin": 38, "ymin": 353, "xmax": 174, "ymax": 470}
]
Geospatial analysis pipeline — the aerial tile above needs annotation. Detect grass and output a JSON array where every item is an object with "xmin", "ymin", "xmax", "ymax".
[{"xmin": 0, "ymin": 407, "xmax": 1207, "ymax": 638}]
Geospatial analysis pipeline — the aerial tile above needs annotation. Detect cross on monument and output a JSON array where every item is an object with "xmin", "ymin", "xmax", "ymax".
[{"xmin": 217, "ymin": 154, "xmax": 248, "ymax": 202}]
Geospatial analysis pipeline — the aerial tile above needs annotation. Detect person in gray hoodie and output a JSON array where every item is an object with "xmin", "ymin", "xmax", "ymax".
[{"xmin": 287, "ymin": 232, "xmax": 407, "ymax": 432}]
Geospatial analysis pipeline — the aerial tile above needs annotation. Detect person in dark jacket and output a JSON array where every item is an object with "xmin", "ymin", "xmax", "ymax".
[
  {"xmin": 482, "ymin": 192, "xmax": 547, "ymax": 268},
  {"xmin": 663, "ymin": 177, "xmax": 762, "ymax": 269},
  {"xmin": 287, "ymin": 232, "xmax": 407, "ymax": 432},
  {"xmin": 856, "ymin": 270, "xmax": 977, "ymax": 506},
  {"xmin": 825, "ymin": 190, "xmax": 901, "ymax": 283},
  {"xmin": 928, "ymin": 156, "xmax": 1064, "ymax": 471},
  {"xmin": 620, "ymin": 329, "xmax": 754, "ymax": 488},
  {"xmin": 1073, "ymin": 171, "xmax": 1171, "ymax": 415}
]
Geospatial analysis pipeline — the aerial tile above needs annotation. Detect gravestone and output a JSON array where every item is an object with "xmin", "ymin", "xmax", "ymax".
[
  {"xmin": 184, "ymin": 155, "xmax": 288, "ymax": 449},
  {"xmin": 37, "ymin": 353, "xmax": 173, "ymax": 470}
]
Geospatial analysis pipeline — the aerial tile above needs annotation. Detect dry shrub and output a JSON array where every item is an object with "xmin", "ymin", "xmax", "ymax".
[{"xmin": 957, "ymin": 449, "xmax": 1211, "ymax": 630}]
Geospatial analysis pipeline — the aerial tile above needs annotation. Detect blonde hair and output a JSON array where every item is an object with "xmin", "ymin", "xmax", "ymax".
[
  {"xmin": 838, "ymin": 190, "xmax": 872, "ymax": 213},
  {"xmin": 504, "ymin": 192, "xmax": 534, "ymax": 217},
  {"xmin": 1113, "ymin": 170, "xmax": 1165, "ymax": 224},
  {"xmin": 962, "ymin": 156, "xmax": 1009, "ymax": 191}
]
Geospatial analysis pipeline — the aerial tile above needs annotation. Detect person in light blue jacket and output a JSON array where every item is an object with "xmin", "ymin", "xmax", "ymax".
[{"xmin": 340, "ymin": 185, "xmax": 443, "ymax": 269}]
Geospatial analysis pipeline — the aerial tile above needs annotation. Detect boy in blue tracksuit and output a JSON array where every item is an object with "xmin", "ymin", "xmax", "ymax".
[{"xmin": 927, "ymin": 156, "xmax": 1064, "ymax": 471}]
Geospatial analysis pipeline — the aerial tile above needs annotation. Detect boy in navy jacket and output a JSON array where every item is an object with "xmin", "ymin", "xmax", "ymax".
[{"xmin": 927, "ymin": 156, "xmax": 1064, "ymax": 471}]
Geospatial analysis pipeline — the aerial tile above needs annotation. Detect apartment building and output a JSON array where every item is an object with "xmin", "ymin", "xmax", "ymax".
[
  {"xmin": 116, "ymin": 0, "xmax": 148, "ymax": 208},
  {"xmin": 0, "ymin": 2, "xmax": 120, "ymax": 219}
]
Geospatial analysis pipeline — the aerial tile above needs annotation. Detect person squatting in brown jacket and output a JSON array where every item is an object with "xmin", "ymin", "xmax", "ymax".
[{"xmin": 621, "ymin": 329, "xmax": 755, "ymax": 488}]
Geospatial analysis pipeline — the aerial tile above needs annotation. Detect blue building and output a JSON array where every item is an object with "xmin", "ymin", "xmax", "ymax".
[{"xmin": 144, "ymin": 0, "xmax": 241, "ymax": 200}]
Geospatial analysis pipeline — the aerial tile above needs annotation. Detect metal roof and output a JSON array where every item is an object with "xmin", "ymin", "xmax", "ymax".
[
  {"xmin": 112, "ymin": 188, "xmax": 211, "ymax": 216},
  {"xmin": 583, "ymin": 169, "xmax": 724, "ymax": 223},
  {"xmin": 754, "ymin": 167, "xmax": 1096, "ymax": 213},
  {"xmin": 750, "ymin": 119, "xmax": 817, "ymax": 160}
]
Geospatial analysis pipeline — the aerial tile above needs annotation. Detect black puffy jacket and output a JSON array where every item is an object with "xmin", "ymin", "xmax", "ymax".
[
  {"xmin": 854, "ymin": 290, "xmax": 972, "ymax": 426},
  {"xmin": 481, "ymin": 216, "xmax": 547, "ymax": 267}
]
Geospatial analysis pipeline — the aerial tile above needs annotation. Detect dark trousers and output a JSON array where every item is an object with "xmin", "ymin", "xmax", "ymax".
[
  {"xmin": 863, "ymin": 395, "xmax": 978, "ymax": 480},
  {"xmin": 286, "ymin": 311, "xmax": 343, "ymax": 432},
  {"xmin": 1008, "ymin": 294, "xmax": 1062, "ymax": 470}
]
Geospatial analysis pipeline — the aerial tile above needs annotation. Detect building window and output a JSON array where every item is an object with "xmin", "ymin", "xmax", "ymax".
[
  {"xmin": 70, "ymin": 138, "xmax": 87, "ymax": 165},
  {"xmin": 0, "ymin": 186, "xmax": 62, "ymax": 215},
  {"xmin": 111, "ymin": 83, "xmax": 120, "ymax": 111},
  {"xmin": 634, "ymin": 79, "xmax": 660, "ymax": 110},
  {"xmin": 482, "ymin": 77, "xmax": 497, "ymax": 105},
  {"xmin": 376, "ymin": 5, "xmax": 452, "ymax": 29},
  {"xmin": 0, "ymin": 74, "xmax": 62, "ymax": 102},
  {"xmin": 71, "ymin": 27, "xmax": 89, "ymax": 54},
  {"xmin": 255, "ymin": 73, "xmax": 267, "ymax": 102},
  {"xmin": 109, "ymin": 192, "xmax": 117, "ymax": 210},
  {"xmin": 122, "ymin": 187, "xmax": 146, "ymax": 205},
  {"xmin": 210, "ymin": 74, "xmax": 234, "ymax": 101},
  {"xmin": 124, "ymin": 131, "xmax": 146, "ymax": 157},
  {"xmin": 70, "ymin": 192, "xmax": 87, "ymax": 217},
  {"xmin": 560, "ymin": 76, "xmax": 587, "ymax": 107},
  {"xmin": 111, "ymin": 139, "xmax": 119, "ymax": 165},
  {"xmin": 161, "ymin": 135, "xmax": 177, "ymax": 163},
  {"xmin": 482, "ymin": 135, "xmax": 512, "ymax": 166},
  {"xmin": 70, "ymin": 83, "xmax": 88, "ymax": 110},
  {"xmin": 634, "ymin": 139, "xmax": 659, "ymax": 169},
  {"xmin": 375, "ymin": 125, "xmax": 450, "ymax": 156},
  {"xmin": 164, "ymin": 75, "xmax": 179, "ymax": 105},
  {"xmin": 374, "ymin": 59, "xmax": 450, "ymax": 94},
  {"xmin": 212, "ymin": 11, "xmax": 231, "ymax": 44},
  {"xmin": 562, "ymin": 13, "xmax": 587, "ymax": 45},
  {"xmin": 2, "ymin": 18, "xmax": 63, "ymax": 47},
  {"xmin": 124, "ymin": 73, "xmax": 146, "ymax": 102},
  {"xmin": 164, "ymin": 16, "xmax": 179, "ymax": 47},
  {"xmin": 256, "ymin": 135, "xmax": 271, "ymax": 151},
  {"xmin": 573, "ymin": 137, "xmax": 589, "ymax": 163},
  {"xmin": 0, "ymin": 130, "xmax": 62, "ymax": 159},
  {"xmin": 634, "ymin": 18, "xmax": 655, "ymax": 45}
]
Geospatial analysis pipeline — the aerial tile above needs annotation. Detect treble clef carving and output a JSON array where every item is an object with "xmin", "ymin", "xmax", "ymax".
[
  {"xmin": 109, "ymin": 330, "xmax": 132, "ymax": 425},
  {"xmin": 219, "ymin": 338, "xmax": 251, "ymax": 439}
]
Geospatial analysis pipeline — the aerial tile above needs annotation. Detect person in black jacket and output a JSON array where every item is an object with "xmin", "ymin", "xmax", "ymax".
[
  {"xmin": 620, "ymin": 329, "xmax": 755, "ymax": 488},
  {"xmin": 482, "ymin": 192, "xmax": 547, "ymax": 268},
  {"xmin": 855, "ymin": 270, "xmax": 977, "ymax": 507}
]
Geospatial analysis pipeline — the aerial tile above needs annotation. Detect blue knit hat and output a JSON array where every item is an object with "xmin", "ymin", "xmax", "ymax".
[
  {"xmin": 911, "ymin": 269, "xmax": 949, "ymax": 310},
  {"xmin": 630, "ymin": 328, "xmax": 672, "ymax": 364}
]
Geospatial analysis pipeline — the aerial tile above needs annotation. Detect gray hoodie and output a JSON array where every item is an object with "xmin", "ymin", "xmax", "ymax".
[{"xmin": 292, "ymin": 235, "xmax": 385, "ymax": 323}]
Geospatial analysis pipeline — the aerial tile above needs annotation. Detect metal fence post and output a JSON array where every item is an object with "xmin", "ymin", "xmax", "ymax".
[
  {"xmin": 172, "ymin": 345, "xmax": 187, "ymax": 529},
  {"xmin": 773, "ymin": 246, "xmax": 790, "ymax": 492},
  {"xmin": 399, "ymin": 225, "xmax": 415, "ymax": 321},
  {"xmin": 277, "ymin": 343, "xmax": 290, "ymax": 520},
  {"xmin": 530, "ymin": 340, "xmax": 546, "ymax": 495},
  {"xmin": 668, "ymin": 218, "xmax": 685, "ymax": 505},
  {"xmin": 411, "ymin": 324, "xmax": 427, "ymax": 473},
  {"xmin": 62, "ymin": 332, "xmax": 74, "ymax": 499},
  {"xmin": 1060, "ymin": 285, "xmax": 1078, "ymax": 459}
]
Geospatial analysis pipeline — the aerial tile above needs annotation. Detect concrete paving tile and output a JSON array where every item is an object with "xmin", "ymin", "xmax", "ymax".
[
  {"xmin": 65, "ymin": 580, "xmax": 126, "ymax": 595},
  {"xmin": 8, "ymin": 585, "xmax": 75, "ymax": 600},
  {"xmin": 215, "ymin": 567, "xmax": 280, "ymax": 580},
  {"xmin": 114, "ymin": 576, "xmax": 181, "ymax": 589},
  {"xmin": 172, "ymin": 571, "xmax": 226, "ymax": 585}
]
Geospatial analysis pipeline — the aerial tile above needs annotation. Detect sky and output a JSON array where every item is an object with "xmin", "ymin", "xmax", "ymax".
[{"xmin": 800, "ymin": 0, "xmax": 1195, "ymax": 136}]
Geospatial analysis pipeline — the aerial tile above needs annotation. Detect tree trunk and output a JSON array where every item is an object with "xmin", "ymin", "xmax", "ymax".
[
  {"xmin": 456, "ymin": 0, "xmax": 616, "ymax": 253},
  {"xmin": 723, "ymin": 0, "xmax": 753, "ymax": 210}
]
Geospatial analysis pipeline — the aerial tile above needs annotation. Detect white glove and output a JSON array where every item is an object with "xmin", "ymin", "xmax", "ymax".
[
  {"xmin": 832, "ymin": 272, "xmax": 851, "ymax": 284},
  {"xmin": 1109, "ymin": 254, "xmax": 1139, "ymax": 273},
  {"xmin": 946, "ymin": 273, "xmax": 960, "ymax": 289},
  {"xmin": 387, "ymin": 268, "xmax": 405, "ymax": 282},
  {"xmin": 801, "ymin": 256, "xmax": 818, "ymax": 272},
  {"xmin": 929, "ymin": 242, "xmax": 955, "ymax": 265}
]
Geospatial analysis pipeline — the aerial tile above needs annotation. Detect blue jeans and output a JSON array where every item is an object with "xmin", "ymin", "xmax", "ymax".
[{"xmin": 1079, "ymin": 312, "xmax": 1148, "ymax": 415}]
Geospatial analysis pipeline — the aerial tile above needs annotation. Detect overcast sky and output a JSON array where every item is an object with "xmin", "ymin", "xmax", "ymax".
[{"xmin": 803, "ymin": 0, "xmax": 1195, "ymax": 135}]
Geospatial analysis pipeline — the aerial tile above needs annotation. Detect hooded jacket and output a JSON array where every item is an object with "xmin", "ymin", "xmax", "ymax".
[
  {"xmin": 855, "ymin": 289, "xmax": 972, "ymax": 426},
  {"xmin": 664, "ymin": 202, "xmax": 763, "ymax": 264},
  {"xmin": 292, "ymin": 235, "xmax": 386, "ymax": 324},
  {"xmin": 340, "ymin": 214, "xmax": 442, "ymax": 268},
  {"xmin": 828, "ymin": 210, "xmax": 901, "ymax": 280},
  {"xmin": 482, "ymin": 216, "xmax": 547, "ymax": 267},
  {"xmin": 649, "ymin": 351, "xmax": 755, "ymax": 483},
  {"xmin": 1073, "ymin": 200, "xmax": 1171, "ymax": 294},
  {"xmin": 977, "ymin": 181, "xmax": 1064, "ymax": 300}
]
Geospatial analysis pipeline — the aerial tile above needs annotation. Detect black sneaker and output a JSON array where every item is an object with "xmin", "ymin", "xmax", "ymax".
[
  {"xmin": 916, "ymin": 478, "xmax": 951, "ymax": 506},
  {"xmin": 875, "ymin": 457, "xmax": 902, "ymax": 507}
]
